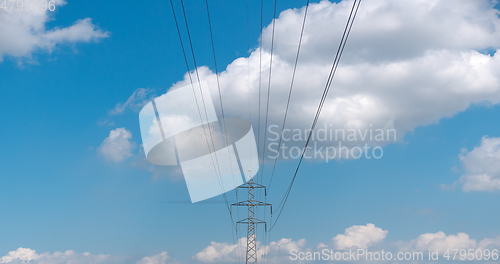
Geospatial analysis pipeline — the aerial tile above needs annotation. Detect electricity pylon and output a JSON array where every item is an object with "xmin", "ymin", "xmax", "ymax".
[{"xmin": 232, "ymin": 180, "xmax": 272, "ymax": 264}]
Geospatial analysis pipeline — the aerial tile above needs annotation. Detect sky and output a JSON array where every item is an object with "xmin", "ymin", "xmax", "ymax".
[{"xmin": 1, "ymin": 0, "xmax": 500, "ymax": 263}]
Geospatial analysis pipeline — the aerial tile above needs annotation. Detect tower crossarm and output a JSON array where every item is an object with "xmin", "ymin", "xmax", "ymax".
[
  {"xmin": 231, "ymin": 200, "xmax": 272, "ymax": 207},
  {"xmin": 236, "ymin": 217, "xmax": 267, "ymax": 225}
]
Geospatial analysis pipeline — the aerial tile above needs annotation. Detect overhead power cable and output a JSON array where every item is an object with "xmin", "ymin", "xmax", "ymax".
[
  {"xmin": 260, "ymin": 2, "xmax": 279, "ymax": 262},
  {"xmin": 264, "ymin": 1, "xmax": 311, "ymax": 263},
  {"xmin": 178, "ymin": 0, "xmax": 230, "ymax": 215},
  {"xmin": 267, "ymin": 0, "xmax": 310, "ymax": 191},
  {"xmin": 256, "ymin": 0, "xmax": 264, "ymax": 184},
  {"xmin": 271, "ymin": 0, "xmax": 361, "ymax": 230},
  {"xmin": 264, "ymin": 2, "xmax": 310, "ymax": 263},
  {"xmin": 204, "ymin": 0, "xmax": 226, "ymax": 127},
  {"xmin": 203, "ymin": 0, "xmax": 241, "ymax": 244},
  {"xmin": 169, "ymin": 0, "xmax": 235, "ymax": 229},
  {"xmin": 259, "ymin": 0, "xmax": 278, "ymax": 184},
  {"xmin": 168, "ymin": 0, "xmax": 195, "ymax": 85},
  {"xmin": 178, "ymin": 0, "xmax": 234, "ymax": 222}
]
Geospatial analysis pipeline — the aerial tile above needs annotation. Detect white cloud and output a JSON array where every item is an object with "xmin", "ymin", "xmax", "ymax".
[
  {"xmin": 110, "ymin": 88, "xmax": 154, "ymax": 116},
  {"xmin": 137, "ymin": 251, "xmax": 172, "ymax": 264},
  {"xmin": 165, "ymin": 0, "xmax": 500, "ymax": 157},
  {"xmin": 194, "ymin": 237, "xmax": 306, "ymax": 263},
  {"xmin": 0, "ymin": 0, "xmax": 108, "ymax": 62},
  {"xmin": 458, "ymin": 137, "xmax": 500, "ymax": 191},
  {"xmin": 410, "ymin": 231, "xmax": 477, "ymax": 253},
  {"xmin": 0, "ymin": 248, "xmax": 38, "ymax": 263},
  {"xmin": 0, "ymin": 248, "xmax": 112, "ymax": 264},
  {"xmin": 261, "ymin": 238, "xmax": 307, "ymax": 264},
  {"xmin": 402, "ymin": 231, "xmax": 500, "ymax": 261},
  {"xmin": 194, "ymin": 238, "xmax": 245, "ymax": 263},
  {"xmin": 0, "ymin": 248, "xmax": 180, "ymax": 264},
  {"xmin": 268, "ymin": 0, "xmax": 500, "ymax": 64},
  {"xmin": 99, "ymin": 127, "xmax": 134, "ymax": 162},
  {"xmin": 478, "ymin": 235, "xmax": 500, "ymax": 249},
  {"xmin": 193, "ymin": 225, "xmax": 500, "ymax": 263},
  {"xmin": 332, "ymin": 223, "xmax": 388, "ymax": 249},
  {"xmin": 401, "ymin": 232, "xmax": 500, "ymax": 257}
]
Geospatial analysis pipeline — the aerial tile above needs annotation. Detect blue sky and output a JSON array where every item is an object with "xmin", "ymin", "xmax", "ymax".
[{"xmin": 1, "ymin": 0, "xmax": 500, "ymax": 263}]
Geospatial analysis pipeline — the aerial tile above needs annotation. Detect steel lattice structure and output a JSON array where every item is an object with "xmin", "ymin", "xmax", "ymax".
[{"xmin": 232, "ymin": 180, "xmax": 272, "ymax": 263}]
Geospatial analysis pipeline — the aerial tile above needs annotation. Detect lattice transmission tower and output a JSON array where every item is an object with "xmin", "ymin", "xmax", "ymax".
[{"xmin": 232, "ymin": 180, "xmax": 272, "ymax": 263}]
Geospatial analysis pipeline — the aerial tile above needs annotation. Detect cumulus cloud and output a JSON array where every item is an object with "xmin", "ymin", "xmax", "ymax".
[
  {"xmin": 402, "ymin": 231, "xmax": 500, "ymax": 262},
  {"xmin": 0, "ymin": 248, "xmax": 180, "ymax": 264},
  {"xmin": 194, "ymin": 238, "xmax": 245, "ymax": 263},
  {"xmin": 194, "ymin": 237, "xmax": 306, "ymax": 263},
  {"xmin": 400, "ymin": 232, "xmax": 500, "ymax": 257},
  {"xmin": 193, "ymin": 224, "xmax": 386, "ymax": 263},
  {"xmin": 332, "ymin": 223, "xmax": 388, "ymax": 249},
  {"xmin": 137, "ymin": 251, "xmax": 172, "ymax": 264},
  {"xmin": 163, "ymin": 0, "xmax": 500, "ymax": 158},
  {"xmin": 0, "ymin": 248, "xmax": 112, "ymax": 264},
  {"xmin": 457, "ymin": 137, "xmax": 500, "ymax": 191},
  {"xmin": 261, "ymin": 238, "xmax": 307, "ymax": 263},
  {"xmin": 0, "ymin": 248, "xmax": 38, "ymax": 263},
  {"xmin": 193, "ymin": 224, "xmax": 500, "ymax": 263},
  {"xmin": 410, "ymin": 231, "xmax": 477, "ymax": 253},
  {"xmin": 98, "ymin": 127, "xmax": 134, "ymax": 162},
  {"xmin": 0, "ymin": 0, "xmax": 108, "ymax": 62},
  {"xmin": 478, "ymin": 235, "xmax": 500, "ymax": 249}
]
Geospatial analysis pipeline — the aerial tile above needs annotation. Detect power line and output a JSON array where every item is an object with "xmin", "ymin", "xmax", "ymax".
[
  {"xmin": 260, "ymin": 2, "xmax": 279, "ymax": 263},
  {"xmin": 272, "ymin": 0, "xmax": 361, "ymax": 229},
  {"xmin": 256, "ymin": 0, "xmax": 264, "ymax": 185},
  {"xmin": 264, "ymin": 2, "xmax": 310, "ymax": 262},
  {"xmin": 259, "ymin": 0, "xmax": 278, "ymax": 184},
  {"xmin": 167, "ymin": 0, "xmax": 211, "ymax": 173},
  {"xmin": 203, "ymin": 0, "xmax": 240, "ymax": 187},
  {"xmin": 271, "ymin": 0, "xmax": 361, "ymax": 230},
  {"xmin": 203, "ymin": 0, "xmax": 244, "ymax": 246},
  {"xmin": 257, "ymin": 2, "xmax": 278, "ymax": 262},
  {"xmin": 178, "ymin": 0, "xmax": 228, "ymax": 211},
  {"xmin": 168, "ymin": 0, "xmax": 194, "ymax": 85},
  {"xmin": 169, "ymin": 0, "xmax": 235, "ymax": 230},
  {"xmin": 267, "ymin": 0, "xmax": 310, "ymax": 191},
  {"xmin": 204, "ymin": 0, "xmax": 225, "ymax": 125},
  {"xmin": 254, "ymin": 2, "xmax": 269, "ymax": 263}
]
